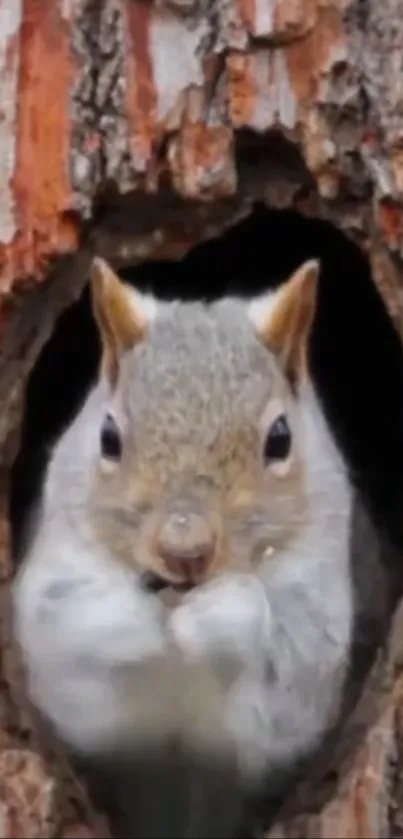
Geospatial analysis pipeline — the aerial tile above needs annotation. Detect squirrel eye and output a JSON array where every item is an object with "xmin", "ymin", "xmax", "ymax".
[
  {"xmin": 100, "ymin": 414, "xmax": 122, "ymax": 461},
  {"xmin": 263, "ymin": 414, "xmax": 291, "ymax": 463}
]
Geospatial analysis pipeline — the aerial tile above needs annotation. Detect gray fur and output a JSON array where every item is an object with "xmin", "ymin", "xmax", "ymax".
[{"xmin": 13, "ymin": 293, "xmax": 354, "ymax": 833}]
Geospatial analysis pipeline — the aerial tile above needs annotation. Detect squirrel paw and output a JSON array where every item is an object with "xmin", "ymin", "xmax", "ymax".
[{"xmin": 169, "ymin": 574, "xmax": 271, "ymax": 681}]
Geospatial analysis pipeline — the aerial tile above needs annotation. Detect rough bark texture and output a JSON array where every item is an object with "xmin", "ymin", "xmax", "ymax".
[{"xmin": 2, "ymin": 1, "xmax": 403, "ymax": 837}]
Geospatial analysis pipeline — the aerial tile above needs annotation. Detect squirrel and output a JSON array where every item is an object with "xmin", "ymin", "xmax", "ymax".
[{"xmin": 12, "ymin": 256, "xmax": 354, "ymax": 836}]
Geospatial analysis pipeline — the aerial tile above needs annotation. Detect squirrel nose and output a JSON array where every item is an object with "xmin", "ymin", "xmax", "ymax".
[{"xmin": 156, "ymin": 510, "xmax": 216, "ymax": 582}]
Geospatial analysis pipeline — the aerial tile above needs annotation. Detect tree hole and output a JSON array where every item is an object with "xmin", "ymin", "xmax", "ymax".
[
  {"xmin": 11, "ymin": 204, "xmax": 403, "ymax": 561},
  {"xmin": 10, "ymin": 202, "xmax": 403, "ymax": 833}
]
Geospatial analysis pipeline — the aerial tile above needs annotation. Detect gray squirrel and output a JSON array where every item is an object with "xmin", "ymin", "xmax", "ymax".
[{"xmin": 13, "ymin": 256, "xmax": 357, "ymax": 836}]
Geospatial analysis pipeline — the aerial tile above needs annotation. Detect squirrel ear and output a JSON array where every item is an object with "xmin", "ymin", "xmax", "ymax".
[
  {"xmin": 248, "ymin": 259, "xmax": 320, "ymax": 386},
  {"xmin": 90, "ymin": 257, "xmax": 157, "ymax": 386}
]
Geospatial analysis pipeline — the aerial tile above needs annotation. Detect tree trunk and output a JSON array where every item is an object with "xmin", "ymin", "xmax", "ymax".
[{"xmin": 1, "ymin": 1, "xmax": 403, "ymax": 836}]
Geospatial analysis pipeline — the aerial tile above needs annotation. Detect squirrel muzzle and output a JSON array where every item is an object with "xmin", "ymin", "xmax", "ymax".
[{"xmin": 154, "ymin": 498, "xmax": 217, "ymax": 585}]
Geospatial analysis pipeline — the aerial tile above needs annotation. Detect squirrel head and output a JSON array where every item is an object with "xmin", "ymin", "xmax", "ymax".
[{"xmin": 88, "ymin": 256, "xmax": 320, "ymax": 589}]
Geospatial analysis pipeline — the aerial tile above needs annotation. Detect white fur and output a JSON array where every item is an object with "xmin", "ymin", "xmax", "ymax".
[
  {"xmin": 128, "ymin": 285, "xmax": 158, "ymax": 324},
  {"xmin": 13, "ymin": 379, "xmax": 352, "ymax": 783},
  {"xmin": 248, "ymin": 289, "xmax": 278, "ymax": 334}
]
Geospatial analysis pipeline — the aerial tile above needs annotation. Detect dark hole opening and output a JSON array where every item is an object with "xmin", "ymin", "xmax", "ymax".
[
  {"xmin": 10, "ymin": 202, "xmax": 403, "ymax": 834},
  {"xmin": 11, "ymin": 203, "xmax": 403, "ymax": 560}
]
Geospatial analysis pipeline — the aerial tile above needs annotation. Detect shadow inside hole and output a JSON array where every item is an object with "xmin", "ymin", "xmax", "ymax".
[
  {"xmin": 10, "ymin": 285, "xmax": 101, "ymax": 561},
  {"xmin": 11, "ymin": 204, "xmax": 403, "ymax": 561}
]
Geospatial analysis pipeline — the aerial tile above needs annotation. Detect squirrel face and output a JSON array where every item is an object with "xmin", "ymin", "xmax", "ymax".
[{"xmin": 88, "ymin": 257, "xmax": 320, "ymax": 590}]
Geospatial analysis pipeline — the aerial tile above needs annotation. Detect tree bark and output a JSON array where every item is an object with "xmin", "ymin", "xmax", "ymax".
[{"xmin": 1, "ymin": 1, "xmax": 403, "ymax": 836}]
